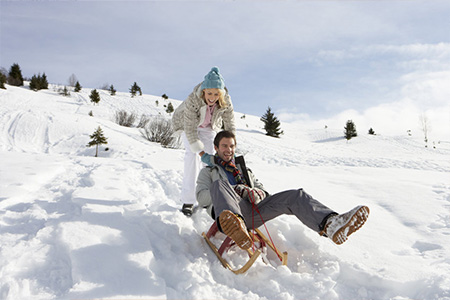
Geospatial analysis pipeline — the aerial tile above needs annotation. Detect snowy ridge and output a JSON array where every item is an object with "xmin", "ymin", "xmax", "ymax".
[{"xmin": 0, "ymin": 84, "xmax": 449, "ymax": 300}]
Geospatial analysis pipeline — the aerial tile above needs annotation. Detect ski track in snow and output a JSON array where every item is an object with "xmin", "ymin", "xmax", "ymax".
[{"xmin": 1, "ymin": 84, "xmax": 450, "ymax": 299}]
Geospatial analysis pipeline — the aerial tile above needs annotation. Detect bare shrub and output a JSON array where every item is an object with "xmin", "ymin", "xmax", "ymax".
[
  {"xmin": 137, "ymin": 114, "xmax": 151, "ymax": 128},
  {"xmin": 140, "ymin": 117, "xmax": 181, "ymax": 148},
  {"xmin": 99, "ymin": 82, "xmax": 110, "ymax": 90},
  {"xmin": 68, "ymin": 74, "xmax": 78, "ymax": 87},
  {"xmin": 114, "ymin": 110, "xmax": 137, "ymax": 127},
  {"xmin": 419, "ymin": 113, "xmax": 431, "ymax": 147}
]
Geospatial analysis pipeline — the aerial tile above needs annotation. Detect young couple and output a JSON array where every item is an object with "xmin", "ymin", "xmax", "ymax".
[{"xmin": 172, "ymin": 67, "xmax": 368, "ymax": 246}]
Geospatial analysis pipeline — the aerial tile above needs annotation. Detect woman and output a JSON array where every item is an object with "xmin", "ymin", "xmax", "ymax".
[{"xmin": 172, "ymin": 67, "xmax": 236, "ymax": 216}]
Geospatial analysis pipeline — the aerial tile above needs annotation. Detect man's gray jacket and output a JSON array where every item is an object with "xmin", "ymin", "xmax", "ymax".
[{"xmin": 196, "ymin": 156, "xmax": 267, "ymax": 218}]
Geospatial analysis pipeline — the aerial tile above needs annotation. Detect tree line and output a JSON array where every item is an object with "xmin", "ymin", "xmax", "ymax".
[
  {"xmin": 6, "ymin": 63, "xmax": 431, "ymax": 144},
  {"xmin": 0, "ymin": 63, "xmax": 166, "ymax": 99}
]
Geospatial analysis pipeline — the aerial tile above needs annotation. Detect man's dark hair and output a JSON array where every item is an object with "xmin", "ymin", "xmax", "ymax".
[{"xmin": 213, "ymin": 130, "xmax": 236, "ymax": 148}]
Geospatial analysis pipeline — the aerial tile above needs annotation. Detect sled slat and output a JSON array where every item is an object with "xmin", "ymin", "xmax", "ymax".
[
  {"xmin": 254, "ymin": 228, "xmax": 288, "ymax": 266},
  {"xmin": 202, "ymin": 232, "xmax": 261, "ymax": 274}
]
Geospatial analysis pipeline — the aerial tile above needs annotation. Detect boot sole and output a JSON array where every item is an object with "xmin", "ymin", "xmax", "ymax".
[
  {"xmin": 332, "ymin": 205, "xmax": 369, "ymax": 245},
  {"xmin": 181, "ymin": 205, "xmax": 194, "ymax": 216},
  {"xmin": 219, "ymin": 210, "xmax": 252, "ymax": 250}
]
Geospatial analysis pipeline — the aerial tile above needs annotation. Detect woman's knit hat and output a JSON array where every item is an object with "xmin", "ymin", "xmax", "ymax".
[{"xmin": 201, "ymin": 67, "xmax": 225, "ymax": 90}]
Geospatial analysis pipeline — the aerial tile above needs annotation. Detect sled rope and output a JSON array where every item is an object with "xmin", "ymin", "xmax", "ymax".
[{"xmin": 248, "ymin": 188, "xmax": 282, "ymax": 262}]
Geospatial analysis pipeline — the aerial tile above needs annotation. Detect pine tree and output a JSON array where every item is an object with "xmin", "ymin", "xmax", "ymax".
[
  {"xmin": 261, "ymin": 107, "xmax": 283, "ymax": 138},
  {"xmin": 90, "ymin": 89, "xmax": 101, "ymax": 105},
  {"xmin": 60, "ymin": 86, "xmax": 70, "ymax": 97},
  {"xmin": 0, "ymin": 72, "xmax": 6, "ymax": 89},
  {"xmin": 8, "ymin": 63, "xmax": 24, "ymax": 86},
  {"xmin": 344, "ymin": 120, "xmax": 357, "ymax": 140},
  {"xmin": 74, "ymin": 81, "xmax": 82, "ymax": 92},
  {"xmin": 29, "ymin": 73, "xmax": 48, "ymax": 91},
  {"xmin": 130, "ymin": 82, "xmax": 142, "ymax": 97},
  {"xmin": 166, "ymin": 102, "xmax": 174, "ymax": 114},
  {"xmin": 86, "ymin": 126, "xmax": 108, "ymax": 157},
  {"xmin": 109, "ymin": 84, "xmax": 116, "ymax": 96},
  {"xmin": 41, "ymin": 73, "xmax": 48, "ymax": 89},
  {"xmin": 29, "ymin": 74, "xmax": 39, "ymax": 91}
]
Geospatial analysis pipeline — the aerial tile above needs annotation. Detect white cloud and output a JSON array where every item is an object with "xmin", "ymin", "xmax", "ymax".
[
  {"xmin": 280, "ymin": 69, "xmax": 450, "ymax": 141},
  {"xmin": 400, "ymin": 70, "xmax": 450, "ymax": 108},
  {"xmin": 313, "ymin": 43, "xmax": 450, "ymax": 65}
]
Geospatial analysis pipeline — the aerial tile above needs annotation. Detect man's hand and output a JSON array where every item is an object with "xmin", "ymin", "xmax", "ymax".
[
  {"xmin": 234, "ymin": 185, "xmax": 266, "ymax": 205},
  {"xmin": 247, "ymin": 187, "xmax": 266, "ymax": 205},
  {"xmin": 234, "ymin": 184, "xmax": 249, "ymax": 199}
]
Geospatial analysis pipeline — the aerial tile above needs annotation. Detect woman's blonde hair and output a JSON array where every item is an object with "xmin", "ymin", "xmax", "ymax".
[{"xmin": 202, "ymin": 88, "xmax": 227, "ymax": 108}]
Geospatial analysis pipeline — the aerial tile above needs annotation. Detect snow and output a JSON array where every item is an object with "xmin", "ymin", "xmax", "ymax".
[{"xmin": 1, "ymin": 83, "xmax": 449, "ymax": 300}]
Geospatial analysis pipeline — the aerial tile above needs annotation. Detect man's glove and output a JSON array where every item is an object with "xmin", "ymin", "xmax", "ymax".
[
  {"xmin": 234, "ymin": 185, "xmax": 267, "ymax": 205},
  {"xmin": 233, "ymin": 184, "xmax": 249, "ymax": 199},
  {"xmin": 247, "ymin": 187, "xmax": 267, "ymax": 205},
  {"xmin": 201, "ymin": 153, "xmax": 213, "ymax": 167}
]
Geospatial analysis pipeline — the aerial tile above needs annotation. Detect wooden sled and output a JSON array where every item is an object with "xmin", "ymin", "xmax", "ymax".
[{"xmin": 202, "ymin": 222, "xmax": 288, "ymax": 274}]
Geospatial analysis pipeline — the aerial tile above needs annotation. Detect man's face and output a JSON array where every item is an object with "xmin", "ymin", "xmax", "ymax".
[{"xmin": 214, "ymin": 137, "xmax": 236, "ymax": 162}]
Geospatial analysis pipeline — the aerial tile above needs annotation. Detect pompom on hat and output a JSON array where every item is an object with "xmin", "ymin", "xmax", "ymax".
[{"xmin": 201, "ymin": 67, "xmax": 225, "ymax": 90}]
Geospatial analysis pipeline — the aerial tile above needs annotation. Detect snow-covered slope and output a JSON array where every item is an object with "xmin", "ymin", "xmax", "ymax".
[{"xmin": 1, "ymin": 84, "xmax": 449, "ymax": 300}]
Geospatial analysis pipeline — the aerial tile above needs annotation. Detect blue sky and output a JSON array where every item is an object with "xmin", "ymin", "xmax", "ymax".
[{"xmin": 1, "ymin": 1, "xmax": 450, "ymax": 123}]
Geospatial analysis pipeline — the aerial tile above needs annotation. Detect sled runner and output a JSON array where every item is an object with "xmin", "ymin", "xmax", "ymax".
[{"xmin": 202, "ymin": 222, "xmax": 288, "ymax": 274}]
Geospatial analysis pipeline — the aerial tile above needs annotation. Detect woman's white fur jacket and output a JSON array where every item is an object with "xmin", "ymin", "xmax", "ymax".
[{"xmin": 172, "ymin": 83, "xmax": 236, "ymax": 153}]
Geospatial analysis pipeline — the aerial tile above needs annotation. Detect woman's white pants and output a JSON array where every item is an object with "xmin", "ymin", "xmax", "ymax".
[{"xmin": 181, "ymin": 127, "xmax": 216, "ymax": 205}]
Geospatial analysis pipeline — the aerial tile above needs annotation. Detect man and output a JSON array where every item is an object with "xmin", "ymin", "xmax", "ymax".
[{"xmin": 196, "ymin": 130, "xmax": 369, "ymax": 250}]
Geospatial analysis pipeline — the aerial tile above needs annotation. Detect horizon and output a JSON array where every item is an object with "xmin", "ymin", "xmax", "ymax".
[{"xmin": 2, "ymin": 79, "xmax": 449, "ymax": 143}]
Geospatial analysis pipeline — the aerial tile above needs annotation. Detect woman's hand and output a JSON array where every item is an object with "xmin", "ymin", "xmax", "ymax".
[{"xmin": 200, "ymin": 152, "xmax": 214, "ymax": 167}]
